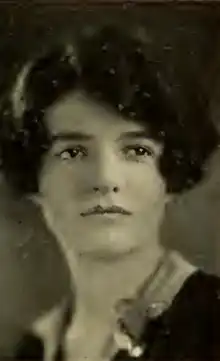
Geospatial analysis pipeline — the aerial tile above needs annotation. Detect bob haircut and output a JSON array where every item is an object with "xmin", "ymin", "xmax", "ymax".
[{"xmin": 0, "ymin": 24, "xmax": 218, "ymax": 195}]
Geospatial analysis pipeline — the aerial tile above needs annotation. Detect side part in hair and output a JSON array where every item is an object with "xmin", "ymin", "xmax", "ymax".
[{"xmin": 11, "ymin": 61, "xmax": 34, "ymax": 122}]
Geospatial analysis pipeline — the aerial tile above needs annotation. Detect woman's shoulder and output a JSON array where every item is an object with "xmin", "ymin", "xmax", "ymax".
[
  {"xmin": 156, "ymin": 269, "xmax": 220, "ymax": 334},
  {"xmin": 137, "ymin": 270, "xmax": 220, "ymax": 361},
  {"xmin": 175, "ymin": 269, "xmax": 220, "ymax": 308}
]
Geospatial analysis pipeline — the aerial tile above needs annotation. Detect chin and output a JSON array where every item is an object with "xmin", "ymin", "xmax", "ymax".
[{"xmin": 77, "ymin": 244, "xmax": 141, "ymax": 263}]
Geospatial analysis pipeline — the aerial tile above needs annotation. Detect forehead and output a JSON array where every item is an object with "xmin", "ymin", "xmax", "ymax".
[{"xmin": 44, "ymin": 91, "xmax": 146, "ymax": 137}]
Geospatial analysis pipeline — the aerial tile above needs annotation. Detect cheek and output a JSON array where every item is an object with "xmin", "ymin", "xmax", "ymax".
[
  {"xmin": 38, "ymin": 166, "xmax": 82, "ymax": 239},
  {"xmin": 128, "ymin": 163, "xmax": 166, "ymax": 201},
  {"xmin": 39, "ymin": 161, "xmax": 81, "ymax": 210}
]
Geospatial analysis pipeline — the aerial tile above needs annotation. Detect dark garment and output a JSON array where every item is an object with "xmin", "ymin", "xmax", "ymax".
[{"xmin": 13, "ymin": 270, "xmax": 220, "ymax": 360}]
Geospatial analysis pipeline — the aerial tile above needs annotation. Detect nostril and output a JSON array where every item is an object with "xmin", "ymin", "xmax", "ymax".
[{"xmin": 93, "ymin": 186, "xmax": 119, "ymax": 193}]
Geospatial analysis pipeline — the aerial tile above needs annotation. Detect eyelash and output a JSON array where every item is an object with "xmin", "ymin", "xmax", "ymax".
[
  {"xmin": 57, "ymin": 146, "xmax": 87, "ymax": 160},
  {"xmin": 57, "ymin": 145, "xmax": 155, "ymax": 161},
  {"xmin": 123, "ymin": 145, "xmax": 155, "ymax": 158}
]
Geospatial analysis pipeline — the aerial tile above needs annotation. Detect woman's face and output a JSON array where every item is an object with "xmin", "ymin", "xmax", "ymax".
[{"xmin": 37, "ymin": 91, "xmax": 169, "ymax": 261}]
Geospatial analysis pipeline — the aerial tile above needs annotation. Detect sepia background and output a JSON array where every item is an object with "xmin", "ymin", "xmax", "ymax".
[{"xmin": 0, "ymin": 0, "xmax": 220, "ymax": 349}]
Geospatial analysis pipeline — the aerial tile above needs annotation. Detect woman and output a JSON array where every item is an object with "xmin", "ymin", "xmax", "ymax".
[{"xmin": 0, "ymin": 24, "xmax": 219, "ymax": 361}]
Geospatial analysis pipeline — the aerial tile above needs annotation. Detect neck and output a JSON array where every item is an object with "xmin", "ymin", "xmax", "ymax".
[{"xmin": 62, "ymin": 240, "xmax": 166, "ymax": 318}]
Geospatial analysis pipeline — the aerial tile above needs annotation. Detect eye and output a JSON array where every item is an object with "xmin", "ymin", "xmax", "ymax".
[
  {"xmin": 58, "ymin": 146, "xmax": 87, "ymax": 160},
  {"xmin": 124, "ymin": 145, "xmax": 155, "ymax": 159}
]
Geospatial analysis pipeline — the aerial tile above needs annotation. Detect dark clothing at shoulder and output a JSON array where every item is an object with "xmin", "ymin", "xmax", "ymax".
[
  {"xmin": 114, "ymin": 270, "xmax": 220, "ymax": 361},
  {"xmin": 13, "ymin": 271, "xmax": 220, "ymax": 361}
]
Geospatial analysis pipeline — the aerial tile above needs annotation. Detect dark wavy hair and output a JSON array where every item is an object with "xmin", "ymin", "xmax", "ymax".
[{"xmin": 0, "ymin": 24, "xmax": 218, "ymax": 195}]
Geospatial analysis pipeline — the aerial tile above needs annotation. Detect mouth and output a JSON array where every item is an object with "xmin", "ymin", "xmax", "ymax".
[{"xmin": 80, "ymin": 205, "xmax": 132, "ymax": 217}]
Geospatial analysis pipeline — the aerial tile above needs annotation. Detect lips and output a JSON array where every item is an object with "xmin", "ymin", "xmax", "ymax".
[{"xmin": 80, "ymin": 205, "xmax": 132, "ymax": 217}]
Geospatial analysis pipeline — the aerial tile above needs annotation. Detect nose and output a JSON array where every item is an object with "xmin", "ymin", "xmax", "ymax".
[
  {"xmin": 89, "ymin": 148, "xmax": 123, "ymax": 195},
  {"xmin": 93, "ymin": 185, "xmax": 119, "ymax": 194}
]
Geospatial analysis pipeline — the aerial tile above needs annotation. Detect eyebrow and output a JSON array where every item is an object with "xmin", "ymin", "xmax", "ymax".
[
  {"xmin": 51, "ymin": 132, "xmax": 93, "ymax": 142},
  {"xmin": 118, "ymin": 130, "xmax": 150, "ymax": 140},
  {"xmin": 51, "ymin": 130, "xmax": 151, "ymax": 142}
]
